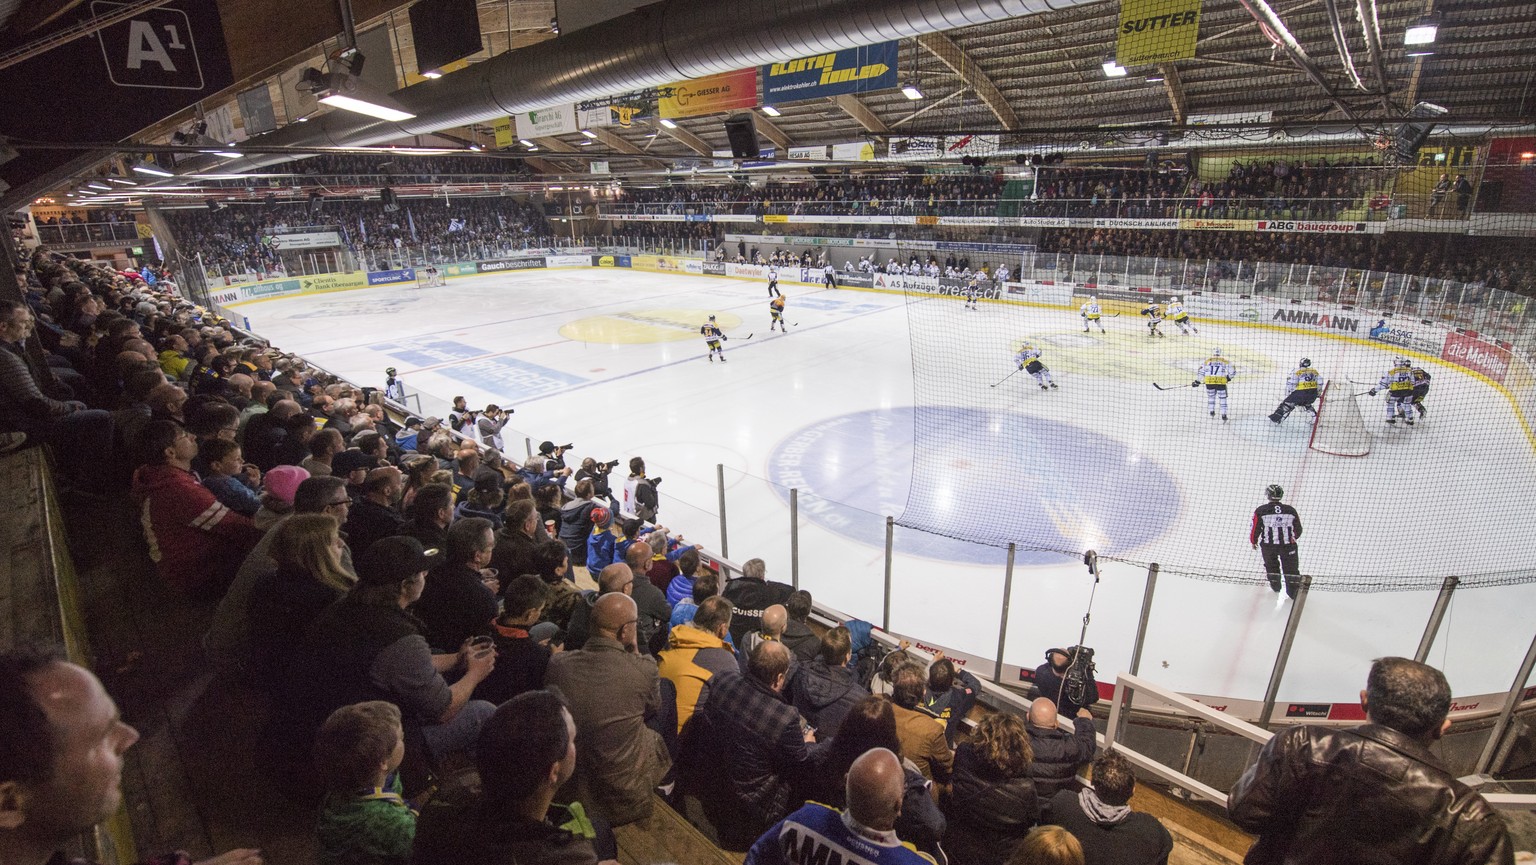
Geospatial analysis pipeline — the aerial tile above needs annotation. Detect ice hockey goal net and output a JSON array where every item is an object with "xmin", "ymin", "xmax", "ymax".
[
  {"xmin": 1308, "ymin": 380, "xmax": 1371, "ymax": 456},
  {"xmin": 414, "ymin": 270, "xmax": 446, "ymax": 289}
]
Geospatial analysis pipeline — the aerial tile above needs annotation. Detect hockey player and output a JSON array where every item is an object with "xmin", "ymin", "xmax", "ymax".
[
  {"xmin": 1167, "ymin": 296, "xmax": 1199, "ymax": 335},
  {"xmin": 1193, "ymin": 348, "xmax": 1235, "ymax": 420},
  {"xmin": 1250, "ymin": 484, "xmax": 1303, "ymax": 598},
  {"xmin": 822, "ymin": 262, "xmax": 838, "ymax": 289},
  {"xmin": 700, "ymin": 315, "xmax": 728, "ymax": 363},
  {"xmin": 1080, "ymin": 296, "xmax": 1105, "ymax": 333},
  {"xmin": 769, "ymin": 294, "xmax": 787, "ymax": 332},
  {"xmin": 767, "ymin": 266, "xmax": 780, "ymax": 297},
  {"xmin": 963, "ymin": 277, "xmax": 981, "ymax": 310},
  {"xmin": 1142, "ymin": 301, "xmax": 1166, "ymax": 338},
  {"xmin": 1268, "ymin": 358, "xmax": 1320, "ymax": 423},
  {"xmin": 1368, "ymin": 357, "xmax": 1416, "ymax": 425},
  {"xmin": 1015, "ymin": 342, "xmax": 1058, "ymax": 390},
  {"xmin": 383, "ymin": 367, "xmax": 406, "ymax": 403},
  {"xmin": 1411, "ymin": 366, "xmax": 1432, "ymax": 417}
]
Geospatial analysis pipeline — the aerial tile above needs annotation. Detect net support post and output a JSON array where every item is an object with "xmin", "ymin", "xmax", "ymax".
[
  {"xmin": 789, "ymin": 487, "xmax": 800, "ymax": 590},
  {"xmin": 1258, "ymin": 575, "xmax": 1311, "ymax": 729},
  {"xmin": 716, "ymin": 463, "xmax": 729, "ymax": 561},
  {"xmin": 882, "ymin": 516, "xmax": 894, "ymax": 632},
  {"xmin": 1474, "ymin": 625, "xmax": 1536, "ymax": 775},
  {"xmin": 1128, "ymin": 563, "xmax": 1160, "ymax": 677},
  {"xmin": 525, "ymin": 437, "xmax": 533, "ymax": 463},
  {"xmin": 1415, "ymin": 575, "xmax": 1460, "ymax": 663},
  {"xmin": 992, "ymin": 543, "xmax": 1017, "ymax": 685}
]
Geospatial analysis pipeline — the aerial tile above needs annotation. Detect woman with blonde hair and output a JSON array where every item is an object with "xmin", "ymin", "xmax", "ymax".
[
  {"xmin": 1007, "ymin": 826, "xmax": 1084, "ymax": 865},
  {"xmin": 944, "ymin": 712, "xmax": 1041, "ymax": 865},
  {"xmin": 247, "ymin": 513, "xmax": 355, "ymax": 690},
  {"xmin": 399, "ymin": 454, "xmax": 438, "ymax": 509}
]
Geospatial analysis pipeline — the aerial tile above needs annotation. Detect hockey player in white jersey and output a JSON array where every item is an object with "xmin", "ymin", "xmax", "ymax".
[
  {"xmin": 1193, "ymin": 348, "xmax": 1235, "ymax": 420},
  {"xmin": 963, "ymin": 277, "xmax": 981, "ymax": 310},
  {"xmin": 1142, "ymin": 301, "xmax": 1166, "ymax": 338},
  {"xmin": 1015, "ymin": 342, "xmax": 1057, "ymax": 390},
  {"xmin": 1368, "ymin": 356, "xmax": 1417, "ymax": 425},
  {"xmin": 383, "ymin": 367, "xmax": 406, "ymax": 402},
  {"xmin": 1268, "ymin": 358, "xmax": 1320, "ymax": 423},
  {"xmin": 1167, "ymin": 297, "xmax": 1199, "ymax": 335},
  {"xmin": 1080, "ymin": 296, "xmax": 1105, "ymax": 333}
]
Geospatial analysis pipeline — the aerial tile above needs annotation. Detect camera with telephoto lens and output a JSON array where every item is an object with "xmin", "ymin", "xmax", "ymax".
[
  {"xmin": 598, "ymin": 459, "xmax": 620, "ymax": 473},
  {"xmin": 651, "ymin": 476, "xmax": 662, "ymax": 487},
  {"xmin": 560, "ymin": 443, "xmax": 574, "ymax": 450}
]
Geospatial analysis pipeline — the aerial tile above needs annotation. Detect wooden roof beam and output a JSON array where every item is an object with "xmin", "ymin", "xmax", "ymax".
[
  {"xmin": 830, "ymin": 94, "xmax": 889, "ymax": 135},
  {"xmin": 1159, "ymin": 63, "xmax": 1188, "ymax": 124},
  {"xmin": 753, "ymin": 113, "xmax": 795, "ymax": 150},
  {"xmin": 916, "ymin": 32, "xmax": 1019, "ymax": 129},
  {"xmin": 660, "ymin": 122, "xmax": 714, "ymax": 157}
]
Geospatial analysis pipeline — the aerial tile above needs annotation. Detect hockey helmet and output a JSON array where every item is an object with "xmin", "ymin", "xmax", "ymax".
[
  {"xmin": 1299, "ymin": 358, "xmax": 1311, "ymax": 368},
  {"xmin": 385, "ymin": 367, "xmax": 397, "ymax": 375},
  {"xmin": 708, "ymin": 314, "xmax": 717, "ymax": 321},
  {"xmin": 1212, "ymin": 348, "xmax": 1223, "ymax": 356},
  {"xmin": 1089, "ymin": 295, "xmax": 1097, "ymax": 302},
  {"xmin": 1394, "ymin": 355, "xmax": 1408, "ymax": 367},
  {"xmin": 1265, "ymin": 484, "xmax": 1284, "ymax": 500},
  {"xmin": 1170, "ymin": 296, "xmax": 1180, "ymax": 303}
]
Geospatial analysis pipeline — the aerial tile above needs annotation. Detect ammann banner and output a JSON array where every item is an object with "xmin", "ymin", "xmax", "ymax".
[
  {"xmin": 659, "ymin": 69, "xmax": 758, "ymax": 119},
  {"xmin": 762, "ymin": 41, "xmax": 898, "ymax": 103},
  {"xmin": 1116, "ymin": 0, "xmax": 1202, "ymax": 65}
]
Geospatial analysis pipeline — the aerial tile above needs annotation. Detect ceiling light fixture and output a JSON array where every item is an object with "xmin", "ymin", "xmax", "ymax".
[
  {"xmin": 519, "ymin": 139, "xmax": 536, "ymax": 147},
  {"xmin": 132, "ymin": 161, "xmax": 174, "ymax": 177},
  {"xmin": 901, "ymin": 83, "xmax": 924, "ymax": 100},
  {"xmin": 659, "ymin": 118, "xmax": 678, "ymax": 129},
  {"xmin": 107, "ymin": 177, "xmax": 136, "ymax": 185},
  {"xmin": 760, "ymin": 105, "xmax": 782, "ymax": 117},
  {"xmin": 581, "ymin": 129, "xmax": 598, "ymax": 139},
  {"xmin": 1102, "ymin": 57, "xmax": 1128, "ymax": 78},
  {"xmin": 302, "ymin": 68, "xmax": 416, "ymax": 122},
  {"xmin": 86, "ymin": 182, "xmax": 111, "ymax": 190},
  {"xmin": 421, "ymin": 70, "xmax": 442, "ymax": 79},
  {"xmin": 1404, "ymin": 16, "xmax": 1438, "ymax": 46}
]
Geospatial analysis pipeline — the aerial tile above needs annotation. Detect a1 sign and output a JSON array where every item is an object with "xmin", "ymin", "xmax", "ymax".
[{"xmin": 93, "ymin": 1, "xmax": 204, "ymax": 90}]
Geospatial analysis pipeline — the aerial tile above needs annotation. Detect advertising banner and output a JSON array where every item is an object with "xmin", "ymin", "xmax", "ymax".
[
  {"xmin": 515, "ymin": 104, "xmax": 577, "ymax": 139},
  {"xmin": 762, "ymin": 41, "xmax": 898, "ymax": 102},
  {"xmin": 545, "ymin": 254, "xmax": 592, "ymax": 268},
  {"xmin": 442, "ymin": 262, "xmax": 479, "ymax": 277},
  {"xmin": 659, "ymin": 69, "xmax": 758, "ymax": 119},
  {"xmin": 703, "ymin": 261, "xmax": 727, "ymax": 275},
  {"xmin": 944, "ymin": 134, "xmax": 999, "ymax": 157},
  {"xmin": 831, "ymin": 141, "xmax": 877, "ymax": 161},
  {"xmin": 839, "ymin": 273, "xmax": 874, "ymax": 288},
  {"xmin": 1116, "ymin": 0, "xmax": 1202, "ymax": 65},
  {"xmin": 243, "ymin": 278, "xmax": 302, "ymax": 300},
  {"xmin": 1093, "ymin": 218, "xmax": 1181, "ymax": 230},
  {"xmin": 631, "ymin": 254, "xmax": 695, "ymax": 272},
  {"xmin": 1442, "ymin": 331, "xmax": 1512, "ymax": 383},
  {"xmin": 888, "ymin": 136, "xmax": 941, "ymax": 158},
  {"xmin": 296, "ymin": 273, "xmax": 368, "ymax": 294},
  {"xmin": 1367, "ymin": 318, "xmax": 1450, "ymax": 355},
  {"xmin": 1254, "ymin": 219, "xmax": 1385, "ymax": 235},
  {"xmin": 592, "ymin": 255, "xmax": 632, "ymax": 268},
  {"xmin": 1179, "ymin": 218, "xmax": 1257, "ymax": 232},
  {"xmin": 367, "ymin": 268, "xmax": 416, "ymax": 285},
  {"xmin": 1005, "ymin": 282, "xmax": 1075, "ymax": 305},
  {"xmin": 788, "ymin": 145, "xmax": 829, "ymax": 160},
  {"xmin": 478, "ymin": 257, "xmax": 546, "ymax": 273},
  {"xmin": 269, "ymin": 231, "xmax": 342, "ymax": 250}
]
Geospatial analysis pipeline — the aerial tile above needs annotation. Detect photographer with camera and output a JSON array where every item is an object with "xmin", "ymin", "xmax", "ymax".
[
  {"xmin": 476, "ymin": 403, "xmax": 511, "ymax": 451},
  {"xmin": 447, "ymin": 395, "xmax": 473, "ymax": 434},
  {"xmin": 577, "ymin": 456, "xmax": 621, "ymax": 511},
  {"xmin": 1033, "ymin": 646, "xmax": 1099, "ymax": 719},
  {"xmin": 537, "ymin": 440, "xmax": 572, "ymax": 471},
  {"xmin": 623, "ymin": 456, "xmax": 662, "ymax": 522}
]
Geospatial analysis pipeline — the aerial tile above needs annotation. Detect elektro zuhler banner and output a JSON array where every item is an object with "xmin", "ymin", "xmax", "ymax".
[{"xmin": 762, "ymin": 41, "xmax": 898, "ymax": 103}]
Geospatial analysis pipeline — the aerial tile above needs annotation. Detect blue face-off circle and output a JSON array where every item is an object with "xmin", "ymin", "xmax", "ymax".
[{"xmin": 766, "ymin": 407, "xmax": 1180, "ymax": 566}]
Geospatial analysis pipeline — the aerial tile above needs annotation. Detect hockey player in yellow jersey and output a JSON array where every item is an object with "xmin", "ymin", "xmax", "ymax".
[
  {"xmin": 700, "ymin": 315, "xmax": 728, "ymax": 363},
  {"xmin": 1411, "ymin": 366, "xmax": 1432, "ymax": 417},
  {"xmin": 1368, "ymin": 356, "xmax": 1417, "ymax": 425},
  {"xmin": 1014, "ymin": 342, "xmax": 1057, "ymax": 390},
  {"xmin": 1193, "ymin": 348, "xmax": 1235, "ymax": 421},
  {"xmin": 1268, "ymin": 358, "xmax": 1320, "ymax": 423},
  {"xmin": 1167, "ymin": 296, "xmax": 1198, "ymax": 335},
  {"xmin": 1080, "ymin": 296, "xmax": 1105, "ymax": 333},
  {"xmin": 769, "ymin": 294, "xmax": 787, "ymax": 332}
]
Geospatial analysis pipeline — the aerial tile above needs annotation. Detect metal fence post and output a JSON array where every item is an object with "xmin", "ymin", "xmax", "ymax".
[
  {"xmin": 1475, "ymin": 625, "xmax": 1536, "ymax": 775},
  {"xmin": 1128, "ymin": 563, "xmax": 1160, "ymax": 676},
  {"xmin": 716, "ymin": 463, "xmax": 729, "ymax": 561},
  {"xmin": 789, "ymin": 487, "xmax": 800, "ymax": 589},
  {"xmin": 882, "ymin": 516, "xmax": 894, "ymax": 632},
  {"xmin": 1415, "ymin": 575, "xmax": 1459, "ymax": 663},
  {"xmin": 993, "ymin": 543, "xmax": 1016, "ymax": 685},
  {"xmin": 1258, "ymin": 575, "xmax": 1312, "ymax": 729}
]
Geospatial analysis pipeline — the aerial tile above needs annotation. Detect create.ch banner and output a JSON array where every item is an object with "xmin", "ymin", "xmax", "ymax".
[
  {"xmin": 761, "ymin": 41, "xmax": 898, "ymax": 103},
  {"xmin": 659, "ymin": 69, "xmax": 759, "ymax": 119}
]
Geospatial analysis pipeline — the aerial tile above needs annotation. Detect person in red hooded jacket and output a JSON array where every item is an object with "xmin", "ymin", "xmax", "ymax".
[{"xmin": 131, "ymin": 419, "xmax": 263, "ymax": 596}]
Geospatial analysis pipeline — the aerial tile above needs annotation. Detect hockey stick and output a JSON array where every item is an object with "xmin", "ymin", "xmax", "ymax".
[
  {"xmin": 989, "ymin": 366, "xmax": 1027, "ymax": 388},
  {"xmin": 739, "ymin": 333, "xmax": 753, "ymax": 340},
  {"xmin": 1352, "ymin": 390, "xmax": 1376, "ymax": 397},
  {"xmin": 1107, "ymin": 312, "xmax": 1121, "ymax": 318},
  {"xmin": 1152, "ymin": 382, "xmax": 1195, "ymax": 391}
]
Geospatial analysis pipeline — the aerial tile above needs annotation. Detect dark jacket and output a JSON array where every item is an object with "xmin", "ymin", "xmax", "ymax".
[
  {"xmin": 1227, "ymin": 723, "xmax": 1513, "ymax": 865},
  {"xmin": 412, "ymin": 562, "xmax": 498, "ymax": 651},
  {"xmin": 1025, "ymin": 716, "xmax": 1096, "ymax": 799},
  {"xmin": 246, "ymin": 565, "xmax": 344, "ymax": 692},
  {"xmin": 782, "ymin": 618, "xmax": 820, "ymax": 663},
  {"xmin": 722, "ymin": 577, "xmax": 795, "ymax": 646},
  {"xmin": 558, "ymin": 498, "xmax": 596, "ymax": 566},
  {"xmin": 564, "ymin": 590, "xmax": 599, "ymax": 651},
  {"xmin": 943, "ymin": 743, "xmax": 1041, "ymax": 865},
  {"xmin": 476, "ymin": 621, "xmax": 552, "ymax": 706},
  {"xmin": 1032, "ymin": 659, "xmax": 1098, "ymax": 719},
  {"xmin": 787, "ymin": 658, "xmax": 868, "ymax": 740},
  {"xmin": 631, "ymin": 577, "xmax": 672, "ymax": 657},
  {"xmin": 344, "ymin": 499, "xmax": 406, "ymax": 558},
  {"xmin": 1044, "ymin": 789, "xmax": 1171, "ymax": 865},
  {"xmin": 701, "ymin": 669, "xmax": 821, "ymax": 833},
  {"xmin": 402, "ymin": 517, "xmax": 448, "ymax": 552},
  {"xmin": 924, "ymin": 668, "xmax": 983, "ymax": 746},
  {"xmin": 491, "ymin": 526, "xmax": 541, "ymax": 583},
  {"xmin": 414, "ymin": 800, "xmax": 599, "ymax": 865}
]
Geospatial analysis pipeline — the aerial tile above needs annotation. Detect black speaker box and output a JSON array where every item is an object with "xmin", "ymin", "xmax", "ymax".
[{"xmin": 724, "ymin": 115, "xmax": 759, "ymax": 159}]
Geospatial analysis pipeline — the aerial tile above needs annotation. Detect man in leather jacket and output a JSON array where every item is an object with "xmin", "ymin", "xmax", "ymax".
[{"xmin": 1227, "ymin": 657, "xmax": 1513, "ymax": 865}]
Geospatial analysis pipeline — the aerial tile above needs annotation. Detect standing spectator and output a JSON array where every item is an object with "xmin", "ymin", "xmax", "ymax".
[
  {"xmin": 670, "ymin": 567, "xmax": 722, "ymax": 634},
  {"xmin": 666, "ymin": 548, "xmax": 707, "ymax": 608},
  {"xmin": 558, "ymin": 478, "xmax": 598, "ymax": 567},
  {"xmin": 131, "ymin": 420, "xmax": 263, "ymax": 596},
  {"xmin": 788, "ymin": 624, "xmax": 868, "ymax": 741},
  {"xmin": 657, "ymin": 595, "xmax": 737, "ymax": 733},
  {"xmin": 1228, "ymin": 657, "xmax": 1513, "ymax": 865},
  {"xmin": 545, "ymin": 592, "xmax": 671, "ymax": 827},
  {"xmin": 623, "ymin": 542, "xmax": 673, "ymax": 656},
  {"xmin": 412, "ymin": 516, "xmax": 499, "ymax": 651},
  {"xmin": 889, "ymin": 661, "xmax": 953, "ymax": 786},
  {"xmin": 1429, "ymin": 173, "xmax": 1451, "ymax": 216},
  {"xmin": 345, "ymin": 466, "xmax": 407, "ymax": 555},
  {"xmin": 1043, "ymin": 750, "xmax": 1171, "ymax": 865},
  {"xmin": 1032, "ymin": 648, "xmax": 1099, "ymax": 719},
  {"xmin": 1025, "ymin": 698, "xmax": 1097, "ymax": 799},
  {"xmin": 492, "ymin": 499, "xmax": 542, "ymax": 583},
  {"xmin": 1250, "ymin": 484, "xmax": 1302, "ymax": 598},
  {"xmin": 314, "ymin": 701, "xmax": 415, "ymax": 865},
  {"xmin": 723, "ymin": 557, "xmax": 795, "ymax": 647},
  {"xmin": 739, "ymin": 604, "xmax": 790, "ymax": 671},
  {"xmin": 781, "ymin": 590, "xmax": 820, "ymax": 663},
  {"xmin": 622, "ymin": 456, "xmax": 659, "ymax": 521},
  {"xmin": 924, "ymin": 651, "xmax": 983, "ymax": 746},
  {"xmin": 1454, "ymin": 173, "xmax": 1474, "ymax": 215},
  {"xmin": 944, "ymin": 713, "xmax": 1041, "ymax": 865}
]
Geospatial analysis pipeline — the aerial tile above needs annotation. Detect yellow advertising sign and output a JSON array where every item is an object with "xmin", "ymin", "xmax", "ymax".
[
  {"xmin": 493, "ymin": 117, "xmax": 515, "ymax": 149},
  {"xmin": 136, "ymin": 223, "xmax": 154, "ymax": 238},
  {"xmin": 763, "ymin": 214, "xmax": 789, "ymax": 224},
  {"xmin": 1116, "ymin": 0, "xmax": 1201, "ymax": 66},
  {"xmin": 660, "ymin": 69, "xmax": 759, "ymax": 120}
]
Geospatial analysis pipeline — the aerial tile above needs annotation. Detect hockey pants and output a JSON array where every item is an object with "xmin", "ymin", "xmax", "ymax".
[{"xmin": 1261, "ymin": 543, "xmax": 1301, "ymax": 597}]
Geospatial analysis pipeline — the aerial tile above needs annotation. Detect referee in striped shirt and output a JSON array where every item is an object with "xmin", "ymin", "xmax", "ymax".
[{"xmin": 1251, "ymin": 484, "xmax": 1303, "ymax": 598}]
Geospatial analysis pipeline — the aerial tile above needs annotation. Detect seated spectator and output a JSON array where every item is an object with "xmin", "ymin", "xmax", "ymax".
[
  {"xmin": 1007, "ymin": 826, "xmax": 1084, "ymax": 865},
  {"xmin": 623, "ymin": 541, "xmax": 672, "ymax": 655},
  {"xmin": 535, "ymin": 482, "xmax": 562, "ymax": 537},
  {"xmin": 782, "ymin": 590, "xmax": 819, "ymax": 663},
  {"xmin": 657, "ymin": 595, "xmax": 737, "ymax": 733},
  {"xmin": 242, "ymin": 397, "xmax": 301, "ymax": 470},
  {"xmin": 275, "ymin": 412, "xmax": 318, "ymax": 466},
  {"xmin": 479, "ymin": 574, "xmax": 559, "ymax": 705},
  {"xmin": 530, "ymin": 539, "xmax": 581, "ymax": 631},
  {"xmin": 247, "ymin": 513, "xmax": 355, "ymax": 691},
  {"xmin": 585, "ymin": 506, "xmax": 621, "ymax": 579},
  {"xmin": 131, "ymin": 420, "xmax": 263, "ymax": 596},
  {"xmin": 1024, "ymin": 698, "xmax": 1096, "ymax": 799},
  {"xmin": 301, "ymin": 427, "xmax": 344, "ymax": 477},
  {"xmin": 545, "ymin": 592, "xmax": 670, "ymax": 827},
  {"xmin": 803, "ymin": 695, "xmax": 946, "ymax": 860},
  {"xmin": 286, "ymin": 536, "xmax": 496, "ymax": 764},
  {"xmin": 924, "ymin": 651, "xmax": 983, "ymax": 746},
  {"xmin": 788, "ymin": 624, "xmax": 868, "ymax": 740},
  {"xmin": 314, "ymin": 701, "xmax": 415, "ymax": 865},
  {"xmin": 401, "ymin": 482, "xmax": 454, "ymax": 550},
  {"xmin": 1227, "ymin": 656, "xmax": 1512, "ymax": 864},
  {"xmin": 1043, "ymin": 750, "xmax": 1170, "ymax": 865},
  {"xmin": 699, "ymin": 641, "xmax": 822, "ymax": 842},
  {"xmin": 740, "ymin": 603, "xmax": 789, "ymax": 671},
  {"xmin": 745, "ymin": 748, "xmax": 937, "ymax": 865},
  {"xmin": 889, "ymin": 660, "xmax": 953, "ymax": 787},
  {"xmin": 724, "ymin": 557, "xmax": 795, "ymax": 646},
  {"xmin": 455, "ymin": 474, "xmax": 504, "ymax": 528},
  {"xmin": 345, "ymin": 466, "xmax": 407, "ymax": 555},
  {"xmin": 412, "ymin": 516, "xmax": 499, "ymax": 651},
  {"xmin": 253, "ymin": 463, "xmax": 309, "ymax": 531},
  {"xmin": 413, "ymin": 690, "xmax": 618, "ymax": 865},
  {"xmin": 565, "ymin": 563, "xmax": 634, "ymax": 651},
  {"xmin": 200, "ymin": 436, "xmax": 263, "ymax": 517},
  {"xmin": 331, "ymin": 448, "xmax": 377, "ymax": 496},
  {"xmin": 666, "ymin": 547, "xmax": 705, "ymax": 608},
  {"xmin": 1033, "ymin": 648, "xmax": 1098, "ymax": 719},
  {"xmin": 0, "ymin": 299, "xmax": 114, "ymax": 486},
  {"xmin": 945, "ymin": 713, "xmax": 1041, "ymax": 865},
  {"xmin": 491, "ymin": 499, "xmax": 542, "ymax": 581}
]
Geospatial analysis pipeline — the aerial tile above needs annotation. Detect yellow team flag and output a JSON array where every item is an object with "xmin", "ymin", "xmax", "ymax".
[{"xmin": 1117, "ymin": 0, "xmax": 1201, "ymax": 66}]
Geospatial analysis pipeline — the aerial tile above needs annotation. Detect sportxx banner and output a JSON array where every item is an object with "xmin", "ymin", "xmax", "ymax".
[{"xmin": 659, "ymin": 69, "xmax": 758, "ymax": 119}]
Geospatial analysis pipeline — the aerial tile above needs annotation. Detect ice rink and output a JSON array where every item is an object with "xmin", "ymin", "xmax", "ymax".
[{"xmin": 235, "ymin": 267, "xmax": 1536, "ymax": 705}]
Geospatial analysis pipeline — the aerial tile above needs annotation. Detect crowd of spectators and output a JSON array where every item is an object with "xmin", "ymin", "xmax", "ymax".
[
  {"xmin": 615, "ymin": 173, "xmax": 1006, "ymax": 216},
  {"xmin": 199, "ymin": 153, "xmax": 533, "ymax": 190},
  {"xmin": 30, "ymin": 208, "xmax": 139, "ymax": 245}
]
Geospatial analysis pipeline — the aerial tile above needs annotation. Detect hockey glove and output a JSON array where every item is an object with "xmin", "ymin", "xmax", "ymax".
[
  {"xmin": 1191, "ymin": 380, "xmax": 1200, "ymax": 388},
  {"xmin": 1367, "ymin": 389, "xmax": 1377, "ymax": 396}
]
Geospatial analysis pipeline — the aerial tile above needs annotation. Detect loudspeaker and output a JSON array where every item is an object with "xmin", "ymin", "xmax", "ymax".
[
  {"xmin": 409, "ymin": 0, "xmax": 482, "ymax": 76},
  {"xmin": 381, "ymin": 187, "xmax": 400, "ymax": 213},
  {"xmin": 307, "ymin": 191, "xmax": 324, "ymax": 216},
  {"xmin": 1396, "ymin": 101, "xmax": 1448, "ymax": 164},
  {"xmin": 723, "ymin": 115, "xmax": 759, "ymax": 159}
]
